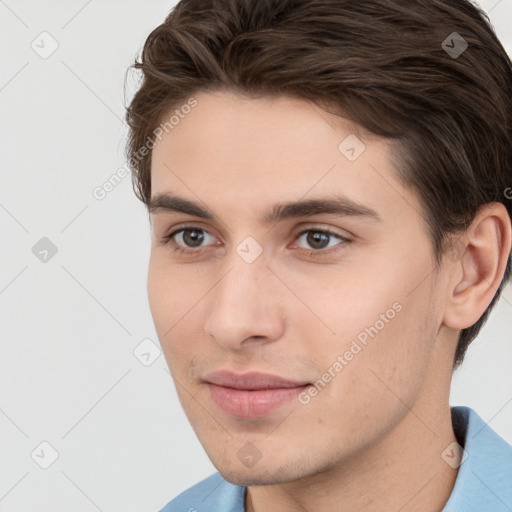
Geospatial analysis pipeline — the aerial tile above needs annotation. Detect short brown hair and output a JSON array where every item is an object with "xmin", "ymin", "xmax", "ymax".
[{"xmin": 125, "ymin": 0, "xmax": 512, "ymax": 368}]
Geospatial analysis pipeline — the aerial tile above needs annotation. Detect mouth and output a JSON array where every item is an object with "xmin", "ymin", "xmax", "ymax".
[{"xmin": 204, "ymin": 370, "xmax": 312, "ymax": 418}]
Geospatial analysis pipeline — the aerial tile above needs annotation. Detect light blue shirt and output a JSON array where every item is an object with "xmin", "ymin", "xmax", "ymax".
[{"xmin": 159, "ymin": 406, "xmax": 512, "ymax": 511}]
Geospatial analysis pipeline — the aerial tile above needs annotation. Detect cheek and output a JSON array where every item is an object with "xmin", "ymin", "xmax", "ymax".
[
  {"xmin": 332, "ymin": 286, "xmax": 438, "ymax": 415},
  {"xmin": 286, "ymin": 263, "xmax": 404, "ymax": 353},
  {"xmin": 147, "ymin": 256, "xmax": 188, "ymax": 355},
  {"xmin": 147, "ymin": 252, "xmax": 196, "ymax": 327},
  {"xmin": 147, "ymin": 254, "xmax": 214, "ymax": 375},
  {"xmin": 302, "ymin": 251, "xmax": 438, "ymax": 394},
  {"xmin": 147, "ymin": 255, "xmax": 169, "ymax": 332},
  {"xmin": 291, "ymin": 297, "xmax": 438, "ymax": 455}
]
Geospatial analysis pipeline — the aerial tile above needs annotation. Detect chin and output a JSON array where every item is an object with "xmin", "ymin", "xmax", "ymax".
[{"xmin": 212, "ymin": 457, "xmax": 313, "ymax": 487}]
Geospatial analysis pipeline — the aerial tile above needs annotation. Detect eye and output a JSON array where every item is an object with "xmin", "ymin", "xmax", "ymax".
[
  {"xmin": 161, "ymin": 227, "xmax": 219, "ymax": 254},
  {"xmin": 293, "ymin": 228, "xmax": 349, "ymax": 254}
]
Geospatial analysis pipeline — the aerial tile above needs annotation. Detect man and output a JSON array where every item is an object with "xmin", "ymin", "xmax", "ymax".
[{"xmin": 125, "ymin": 0, "xmax": 512, "ymax": 510}]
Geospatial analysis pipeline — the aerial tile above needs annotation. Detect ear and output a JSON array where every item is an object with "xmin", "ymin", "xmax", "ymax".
[{"xmin": 442, "ymin": 203, "xmax": 511, "ymax": 330}]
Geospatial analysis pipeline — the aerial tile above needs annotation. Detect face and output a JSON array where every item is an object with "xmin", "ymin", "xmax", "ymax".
[{"xmin": 148, "ymin": 90, "xmax": 451, "ymax": 485}]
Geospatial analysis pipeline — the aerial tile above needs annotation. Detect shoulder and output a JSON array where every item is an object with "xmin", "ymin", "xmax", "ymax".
[{"xmin": 158, "ymin": 472, "xmax": 246, "ymax": 512}]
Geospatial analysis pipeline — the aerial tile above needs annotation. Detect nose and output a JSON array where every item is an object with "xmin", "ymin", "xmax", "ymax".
[{"xmin": 203, "ymin": 255, "xmax": 285, "ymax": 351}]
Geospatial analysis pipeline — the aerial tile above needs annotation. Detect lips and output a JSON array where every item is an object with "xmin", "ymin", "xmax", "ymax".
[
  {"xmin": 204, "ymin": 371, "xmax": 311, "ymax": 418},
  {"xmin": 205, "ymin": 371, "xmax": 310, "ymax": 390}
]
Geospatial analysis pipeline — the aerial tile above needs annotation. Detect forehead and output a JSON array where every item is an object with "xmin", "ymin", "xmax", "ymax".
[
  {"xmin": 151, "ymin": 90, "xmax": 369, "ymax": 170},
  {"xmin": 149, "ymin": 90, "xmax": 420, "ymax": 222}
]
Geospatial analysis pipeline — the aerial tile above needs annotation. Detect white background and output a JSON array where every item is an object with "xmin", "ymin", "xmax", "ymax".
[{"xmin": 1, "ymin": 1, "xmax": 511, "ymax": 511}]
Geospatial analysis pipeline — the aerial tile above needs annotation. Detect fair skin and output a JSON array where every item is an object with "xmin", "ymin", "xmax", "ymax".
[{"xmin": 147, "ymin": 90, "xmax": 511, "ymax": 512}]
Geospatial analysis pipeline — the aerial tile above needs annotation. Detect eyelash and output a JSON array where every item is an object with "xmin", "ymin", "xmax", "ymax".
[{"xmin": 159, "ymin": 225, "xmax": 351, "ymax": 257}]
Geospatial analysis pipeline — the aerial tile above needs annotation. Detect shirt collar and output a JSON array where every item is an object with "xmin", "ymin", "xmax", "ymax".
[{"xmin": 442, "ymin": 406, "xmax": 512, "ymax": 511}]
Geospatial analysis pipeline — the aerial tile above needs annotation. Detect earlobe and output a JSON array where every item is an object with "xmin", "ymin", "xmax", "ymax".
[{"xmin": 442, "ymin": 203, "xmax": 512, "ymax": 330}]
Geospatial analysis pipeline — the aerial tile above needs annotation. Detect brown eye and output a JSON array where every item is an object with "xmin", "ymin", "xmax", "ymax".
[
  {"xmin": 295, "ymin": 229, "xmax": 347, "ymax": 252},
  {"xmin": 162, "ymin": 226, "xmax": 219, "ymax": 253},
  {"xmin": 180, "ymin": 228, "xmax": 206, "ymax": 247},
  {"xmin": 305, "ymin": 231, "xmax": 331, "ymax": 250}
]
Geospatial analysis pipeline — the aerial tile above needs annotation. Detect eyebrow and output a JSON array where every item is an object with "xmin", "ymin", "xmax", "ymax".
[{"xmin": 147, "ymin": 193, "xmax": 382, "ymax": 224}]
